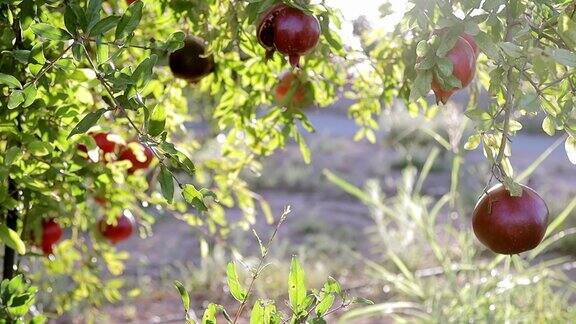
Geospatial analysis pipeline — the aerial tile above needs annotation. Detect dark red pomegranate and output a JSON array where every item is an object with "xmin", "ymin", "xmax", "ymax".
[
  {"xmin": 461, "ymin": 33, "xmax": 479, "ymax": 57},
  {"xmin": 257, "ymin": 4, "xmax": 320, "ymax": 67},
  {"xmin": 127, "ymin": 0, "xmax": 136, "ymax": 4},
  {"xmin": 275, "ymin": 72, "xmax": 312, "ymax": 108},
  {"xmin": 99, "ymin": 211, "xmax": 134, "ymax": 244},
  {"xmin": 40, "ymin": 219, "xmax": 63, "ymax": 255},
  {"xmin": 169, "ymin": 36, "xmax": 215, "ymax": 82},
  {"xmin": 472, "ymin": 184, "xmax": 549, "ymax": 255},
  {"xmin": 430, "ymin": 33, "xmax": 477, "ymax": 104},
  {"xmin": 118, "ymin": 141, "xmax": 154, "ymax": 174}
]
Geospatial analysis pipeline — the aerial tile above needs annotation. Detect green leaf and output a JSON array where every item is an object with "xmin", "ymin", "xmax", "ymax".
[
  {"xmin": 89, "ymin": 16, "xmax": 120, "ymax": 37},
  {"xmin": 542, "ymin": 116, "xmax": 556, "ymax": 136},
  {"xmin": 68, "ymin": 109, "xmax": 106, "ymax": 139},
  {"xmin": 174, "ymin": 281, "xmax": 190, "ymax": 312},
  {"xmin": 8, "ymin": 90, "xmax": 25, "ymax": 109},
  {"xmin": 183, "ymin": 184, "xmax": 207, "ymax": 211},
  {"xmin": 202, "ymin": 303, "xmax": 217, "ymax": 324},
  {"xmin": 475, "ymin": 31, "xmax": 500, "ymax": 59},
  {"xmin": 4, "ymin": 146, "xmax": 22, "ymax": 166},
  {"xmin": 436, "ymin": 26, "xmax": 463, "ymax": 57},
  {"xmin": 0, "ymin": 224, "xmax": 26, "ymax": 255},
  {"xmin": 29, "ymin": 43, "xmax": 45, "ymax": 65},
  {"xmin": 226, "ymin": 262, "xmax": 247, "ymax": 302},
  {"xmin": 315, "ymin": 294, "xmax": 335, "ymax": 317},
  {"xmin": 545, "ymin": 48, "xmax": 576, "ymax": 67},
  {"xmin": 148, "ymin": 105, "xmax": 166, "ymax": 137},
  {"xmin": 30, "ymin": 23, "xmax": 73, "ymax": 41},
  {"xmin": 566, "ymin": 136, "xmax": 576, "ymax": 164},
  {"xmin": 436, "ymin": 57, "xmax": 453, "ymax": 77},
  {"xmin": 132, "ymin": 54, "xmax": 158, "ymax": 88},
  {"xmin": 464, "ymin": 134, "xmax": 481, "ymax": 150},
  {"xmin": 499, "ymin": 42, "xmax": 522, "ymax": 58},
  {"xmin": 159, "ymin": 166, "xmax": 174, "ymax": 203},
  {"xmin": 250, "ymin": 300, "xmax": 265, "ymax": 324},
  {"xmin": 288, "ymin": 257, "xmax": 306, "ymax": 314},
  {"xmin": 0, "ymin": 73, "xmax": 22, "ymax": 89},
  {"xmin": 22, "ymin": 84, "xmax": 37, "ymax": 108},
  {"xmin": 115, "ymin": 1, "xmax": 143, "ymax": 40},
  {"xmin": 27, "ymin": 141, "xmax": 52, "ymax": 156},
  {"xmin": 409, "ymin": 70, "xmax": 432, "ymax": 101}
]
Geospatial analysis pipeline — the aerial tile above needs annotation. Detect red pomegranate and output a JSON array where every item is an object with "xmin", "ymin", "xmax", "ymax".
[
  {"xmin": 118, "ymin": 141, "xmax": 154, "ymax": 174},
  {"xmin": 275, "ymin": 72, "xmax": 312, "ymax": 108},
  {"xmin": 99, "ymin": 211, "xmax": 134, "ymax": 244},
  {"xmin": 461, "ymin": 33, "xmax": 479, "ymax": 57},
  {"xmin": 168, "ymin": 36, "xmax": 215, "ymax": 82},
  {"xmin": 472, "ymin": 184, "xmax": 549, "ymax": 255},
  {"xmin": 127, "ymin": 0, "xmax": 136, "ymax": 4},
  {"xmin": 257, "ymin": 4, "xmax": 320, "ymax": 67},
  {"xmin": 430, "ymin": 32, "xmax": 477, "ymax": 104},
  {"xmin": 40, "ymin": 219, "xmax": 63, "ymax": 255},
  {"xmin": 78, "ymin": 132, "xmax": 123, "ymax": 162}
]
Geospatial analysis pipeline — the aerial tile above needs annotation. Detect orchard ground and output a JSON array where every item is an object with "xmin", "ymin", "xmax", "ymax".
[{"xmin": 58, "ymin": 94, "xmax": 576, "ymax": 323}]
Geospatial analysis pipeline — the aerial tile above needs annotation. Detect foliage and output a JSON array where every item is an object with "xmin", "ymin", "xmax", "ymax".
[{"xmin": 0, "ymin": 275, "xmax": 44, "ymax": 323}]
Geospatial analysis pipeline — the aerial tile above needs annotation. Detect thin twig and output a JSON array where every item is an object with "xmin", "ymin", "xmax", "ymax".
[{"xmin": 232, "ymin": 206, "xmax": 292, "ymax": 323}]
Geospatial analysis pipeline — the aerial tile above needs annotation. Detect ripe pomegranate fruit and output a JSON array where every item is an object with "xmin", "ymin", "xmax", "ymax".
[
  {"xmin": 40, "ymin": 219, "xmax": 63, "ymax": 255},
  {"xmin": 118, "ymin": 141, "xmax": 154, "ymax": 174},
  {"xmin": 430, "ymin": 32, "xmax": 477, "ymax": 104},
  {"xmin": 78, "ymin": 132, "xmax": 123, "ymax": 162},
  {"xmin": 472, "ymin": 184, "xmax": 549, "ymax": 255},
  {"xmin": 169, "ymin": 36, "xmax": 215, "ymax": 82},
  {"xmin": 257, "ymin": 4, "xmax": 320, "ymax": 67},
  {"xmin": 275, "ymin": 72, "xmax": 312, "ymax": 108},
  {"xmin": 99, "ymin": 211, "xmax": 134, "ymax": 244}
]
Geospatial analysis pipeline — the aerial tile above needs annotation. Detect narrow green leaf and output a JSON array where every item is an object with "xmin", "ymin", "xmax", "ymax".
[
  {"xmin": 288, "ymin": 257, "xmax": 306, "ymax": 314},
  {"xmin": 115, "ymin": 1, "xmax": 143, "ymax": 40},
  {"xmin": 0, "ymin": 74, "xmax": 22, "ymax": 89},
  {"xmin": 159, "ymin": 166, "xmax": 174, "ymax": 203},
  {"xmin": 174, "ymin": 281, "xmax": 190, "ymax": 312},
  {"xmin": 0, "ymin": 224, "xmax": 26, "ymax": 255},
  {"xmin": 226, "ymin": 262, "xmax": 247, "ymax": 302},
  {"xmin": 542, "ymin": 116, "xmax": 556, "ymax": 136},
  {"xmin": 4, "ymin": 146, "xmax": 22, "ymax": 166},
  {"xmin": 545, "ymin": 48, "xmax": 576, "ymax": 67},
  {"xmin": 250, "ymin": 300, "xmax": 265, "ymax": 324},
  {"xmin": 202, "ymin": 303, "xmax": 217, "ymax": 324},
  {"xmin": 27, "ymin": 141, "xmax": 52, "ymax": 157},
  {"xmin": 30, "ymin": 23, "xmax": 73, "ymax": 41},
  {"xmin": 22, "ymin": 84, "xmax": 37, "ymax": 108},
  {"xmin": 464, "ymin": 134, "xmax": 481, "ymax": 150},
  {"xmin": 89, "ymin": 16, "xmax": 120, "ymax": 37},
  {"xmin": 68, "ymin": 109, "xmax": 106, "ymax": 138}
]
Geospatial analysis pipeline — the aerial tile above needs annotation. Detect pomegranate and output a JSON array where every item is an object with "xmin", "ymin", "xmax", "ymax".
[
  {"xmin": 274, "ymin": 72, "xmax": 312, "ymax": 108},
  {"xmin": 472, "ymin": 184, "xmax": 549, "ymax": 255},
  {"xmin": 168, "ymin": 36, "xmax": 215, "ymax": 82},
  {"xmin": 99, "ymin": 211, "xmax": 134, "ymax": 244},
  {"xmin": 118, "ymin": 141, "xmax": 154, "ymax": 174},
  {"xmin": 78, "ymin": 132, "xmax": 123, "ymax": 162},
  {"xmin": 94, "ymin": 196, "xmax": 107, "ymax": 206},
  {"xmin": 40, "ymin": 219, "xmax": 63, "ymax": 255},
  {"xmin": 257, "ymin": 4, "xmax": 320, "ymax": 67},
  {"xmin": 430, "ymin": 32, "xmax": 477, "ymax": 104}
]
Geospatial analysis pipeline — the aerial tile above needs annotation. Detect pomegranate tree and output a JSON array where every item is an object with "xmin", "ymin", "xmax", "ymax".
[
  {"xmin": 472, "ymin": 184, "xmax": 549, "ymax": 255},
  {"xmin": 257, "ymin": 4, "xmax": 321, "ymax": 67}
]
